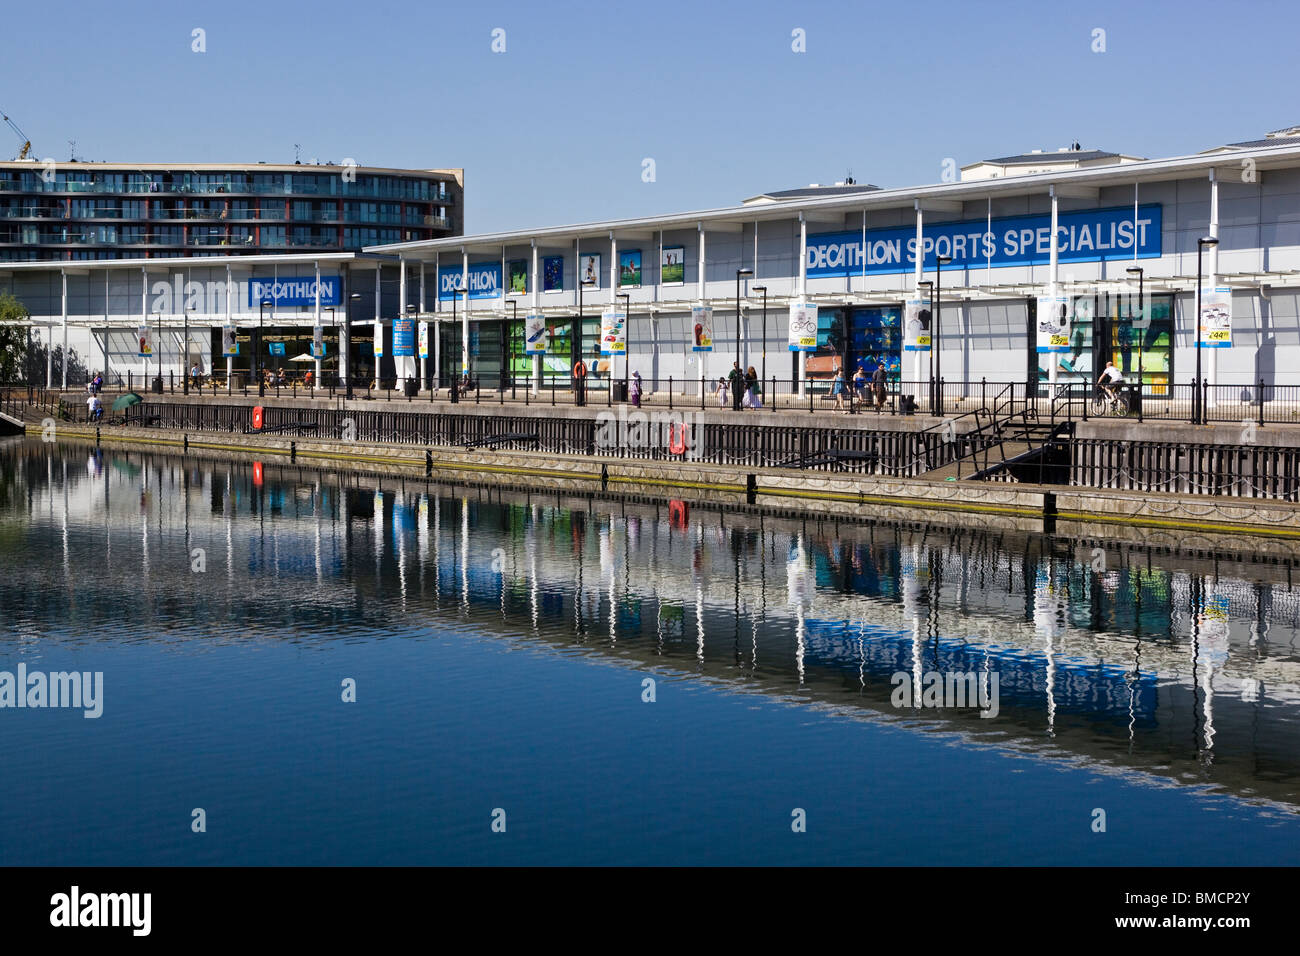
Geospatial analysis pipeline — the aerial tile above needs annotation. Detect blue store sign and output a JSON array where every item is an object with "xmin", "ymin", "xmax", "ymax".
[
  {"xmin": 806, "ymin": 204, "xmax": 1162, "ymax": 277},
  {"xmin": 247, "ymin": 276, "xmax": 342, "ymax": 307},
  {"xmin": 438, "ymin": 263, "xmax": 503, "ymax": 301}
]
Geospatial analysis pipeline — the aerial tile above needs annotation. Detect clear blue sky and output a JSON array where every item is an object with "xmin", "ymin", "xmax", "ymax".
[{"xmin": 4, "ymin": 0, "xmax": 1295, "ymax": 233}]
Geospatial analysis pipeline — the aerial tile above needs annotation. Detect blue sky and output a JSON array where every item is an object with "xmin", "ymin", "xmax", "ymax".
[{"xmin": 4, "ymin": 0, "xmax": 1295, "ymax": 233}]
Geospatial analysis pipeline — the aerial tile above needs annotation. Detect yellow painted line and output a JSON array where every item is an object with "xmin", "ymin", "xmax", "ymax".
[
  {"xmin": 760, "ymin": 484, "xmax": 1042, "ymax": 517},
  {"xmin": 1055, "ymin": 509, "xmax": 1300, "ymax": 539}
]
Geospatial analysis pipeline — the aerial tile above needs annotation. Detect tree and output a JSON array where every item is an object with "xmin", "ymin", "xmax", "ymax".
[{"xmin": 0, "ymin": 292, "xmax": 29, "ymax": 383}]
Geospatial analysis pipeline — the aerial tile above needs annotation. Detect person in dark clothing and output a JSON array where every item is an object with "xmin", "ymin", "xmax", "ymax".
[
  {"xmin": 727, "ymin": 362, "xmax": 743, "ymax": 411},
  {"xmin": 872, "ymin": 362, "xmax": 887, "ymax": 411}
]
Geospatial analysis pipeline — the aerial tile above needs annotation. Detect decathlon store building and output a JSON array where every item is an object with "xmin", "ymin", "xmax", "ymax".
[{"xmin": 4, "ymin": 141, "xmax": 1300, "ymax": 395}]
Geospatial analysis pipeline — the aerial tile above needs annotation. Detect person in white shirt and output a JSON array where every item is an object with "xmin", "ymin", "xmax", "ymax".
[{"xmin": 1097, "ymin": 360, "xmax": 1124, "ymax": 403}]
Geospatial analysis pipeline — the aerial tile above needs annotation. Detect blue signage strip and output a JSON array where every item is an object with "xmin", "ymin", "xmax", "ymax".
[
  {"xmin": 247, "ymin": 276, "xmax": 342, "ymax": 307},
  {"xmin": 806, "ymin": 204, "xmax": 1162, "ymax": 277},
  {"xmin": 393, "ymin": 318, "xmax": 416, "ymax": 357},
  {"xmin": 438, "ymin": 263, "xmax": 503, "ymax": 301}
]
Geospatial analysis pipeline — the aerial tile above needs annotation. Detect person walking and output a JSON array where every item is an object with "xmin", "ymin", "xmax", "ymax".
[
  {"xmin": 727, "ymin": 361, "xmax": 743, "ymax": 411},
  {"xmin": 744, "ymin": 365, "xmax": 761, "ymax": 409},
  {"xmin": 872, "ymin": 361, "xmax": 888, "ymax": 411},
  {"xmin": 714, "ymin": 376, "xmax": 729, "ymax": 407},
  {"xmin": 852, "ymin": 364, "xmax": 868, "ymax": 410},
  {"xmin": 831, "ymin": 365, "xmax": 846, "ymax": 411},
  {"xmin": 630, "ymin": 370, "xmax": 642, "ymax": 407}
]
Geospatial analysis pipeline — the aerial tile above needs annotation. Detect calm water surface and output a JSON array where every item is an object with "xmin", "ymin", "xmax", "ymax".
[{"xmin": 1, "ymin": 438, "xmax": 1298, "ymax": 865}]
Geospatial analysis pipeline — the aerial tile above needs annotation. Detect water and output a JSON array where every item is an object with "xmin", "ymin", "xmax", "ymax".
[{"xmin": 1, "ymin": 438, "xmax": 1299, "ymax": 865}]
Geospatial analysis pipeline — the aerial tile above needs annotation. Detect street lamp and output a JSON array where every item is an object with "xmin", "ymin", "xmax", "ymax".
[
  {"xmin": 1126, "ymin": 266, "xmax": 1145, "ymax": 410},
  {"xmin": 752, "ymin": 285, "xmax": 768, "ymax": 392},
  {"xmin": 184, "ymin": 304, "xmax": 196, "ymax": 395},
  {"xmin": 324, "ymin": 306, "xmax": 336, "ymax": 388},
  {"xmin": 918, "ymin": 280, "xmax": 933, "ymax": 411},
  {"xmin": 258, "ymin": 298, "xmax": 271, "ymax": 397},
  {"xmin": 934, "ymin": 255, "xmax": 952, "ymax": 415},
  {"xmin": 1195, "ymin": 237, "xmax": 1219, "ymax": 424},
  {"xmin": 346, "ymin": 292, "xmax": 361, "ymax": 398},
  {"xmin": 617, "ymin": 292, "xmax": 630, "ymax": 398},
  {"xmin": 152, "ymin": 303, "xmax": 163, "ymax": 394},
  {"xmin": 504, "ymin": 299, "xmax": 517, "ymax": 393},
  {"xmin": 735, "ymin": 268, "xmax": 753, "ymax": 409}
]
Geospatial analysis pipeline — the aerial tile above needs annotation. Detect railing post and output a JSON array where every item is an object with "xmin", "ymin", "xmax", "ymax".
[
  {"xmin": 668, "ymin": 376, "xmax": 673, "ymax": 411},
  {"xmin": 1259, "ymin": 378, "xmax": 1266, "ymax": 426}
]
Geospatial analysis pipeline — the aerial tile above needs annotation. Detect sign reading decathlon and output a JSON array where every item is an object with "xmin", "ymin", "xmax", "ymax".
[
  {"xmin": 438, "ymin": 263, "xmax": 503, "ymax": 300},
  {"xmin": 246, "ymin": 276, "xmax": 342, "ymax": 307},
  {"xmin": 806, "ymin": 204, "xmax": 1162, "ymax": 277}
]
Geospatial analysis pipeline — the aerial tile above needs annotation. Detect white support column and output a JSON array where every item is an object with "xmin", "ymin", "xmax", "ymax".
[
  {"xmin": 340, "ymin": 268, "xmax": 350, "ymax": 387},
  {"xmin": 374, "ymin": 262, "xmax": 382, "ymax": 384},
  {"xmin": 609, "ymin": 232, "xmax": 618, "ymax": 381},
  {"xmin": 530, "ymin": 239, "xmax": 540, "ymax": 393},
  {"xmin": 799, "ymin": 212, "xmax": 808, "ymax": 396},
  {"xmin": 140, "ymin": 267, "xmax": 147, "ymax": 386},
  {"xmin": 60, "ymin": 269, "xmax": 68, "ymax": 390},
  {"xmin": 913, "ymin": 203, "xmax": 924, "ymax": 388},
  {"xmin": 461, "ymin": 249, "xmax": 470, "ymax": 376},
  {"xmin": 225, "ymin": 264, "xmax": 233, "ymax": 386},
  {"xmin": 1208, "ymin": 170, "xmax": 1220, "ymax": 403},
  {"xmin": 419, "ymin": 262, "xmax": 427, "ymax": 392},
  {"xmin": 398, "ymin": 256, "xmax": 407, "ymax": 389},
  {"xmin": 313, "ymin": 260, "xmax": 322, "ymax": 390},
  {"xmin": 698, "ymin": 222, "xmax": 709, "ymax": 388},
  {"xmin": 1048, "ymin": 185, "xmax": 1060, "ymax": 389}
]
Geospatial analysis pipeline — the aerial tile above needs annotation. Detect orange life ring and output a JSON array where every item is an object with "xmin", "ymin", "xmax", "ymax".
[
  {"xmin": 251, "ymin": 405, "xmax": 264, "ymax": 430},
  {"xmin": 573, "ymin": 361, "xmax": 587, "ymax": 378},
  {"xmin": 668, "ymin": 422, "xmax": 689, "ymax": 455}
]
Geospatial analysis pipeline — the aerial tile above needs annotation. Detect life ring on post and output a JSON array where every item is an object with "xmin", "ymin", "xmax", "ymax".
[
  {"xmin": 573, "ymin": 360, "xmax": 588, "ymax": 379},
  {"xmin": 668, "ymin": 422, "xmax": 690, "ymax": 456},
  {"xmin": 251, "ymin": 405, "xmax": 264, "ymax": 430}
]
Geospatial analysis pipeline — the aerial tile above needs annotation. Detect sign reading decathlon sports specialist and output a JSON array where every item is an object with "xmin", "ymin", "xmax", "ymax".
[
  {"xmin": 393, "ymin": 318, "xmax": 416, "ymax": 358},
  {"xmin": 806, "ymin": 204, "xmax": 1163, "ymax": 278},
  {"xmin": 418, "ymin": 321, "xmax": 429, "ymax": 359},
  {"xmin": 438, "ymin": 262, "xmax": 503, "ymax": 301},
  {"xmin": 372, "ymin": 320, "xmax": 384, "ymax": 357},
  {"xmin": 311, "ymin": 325, "xmax": 326, "ymax": 358},
  {"xmin": 1200, "ymin": 287, "xmax": 1232, "ymax": 348},
  {"xmin": 524, "ymin": 313, "xmax": 549, "ymax": 355},
  {"xmin": 600, "ymin": 311, "xmax": 626, "ymax": 355},
  {"xmin": 222, "ymin": 325, "xmax": 239, "ymax": 356},
  {"xmin": 788, "ymin": 302, "xmax": 818, "ymax": 352},
  {"xmin": 1035, "ymin": 295, "xmax": 1070, "ymax": 353},
  {"xmin": 904, "ymin": 295, "xmax": 931, "ymax": 352},
  {"xmin": 691, "ymin": 305, "xmax": 713, "ymax": 352},
  {"xmin": 137, "ymin": 326, "xmax": 154, "ymax": 357},
  {"xmin": 247, "ymin": 276, "xmax": 341, "ymax": 308}
]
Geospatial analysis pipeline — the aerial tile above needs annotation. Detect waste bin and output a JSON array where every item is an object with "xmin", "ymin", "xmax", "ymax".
[
  {"xmin": 151, "ymin": 376, "xmax": 164, "ymax": 395},
  {"xmin": 404, "ymin": 379, "xmax": 419, "ymax": 397},
  {"xmin": 612, "ymin": 381, "xmax": 628, "ymax": 402},
  {"xmin": 1124, "ymin": 382, "xmax": 1142, "ymax": 415}
]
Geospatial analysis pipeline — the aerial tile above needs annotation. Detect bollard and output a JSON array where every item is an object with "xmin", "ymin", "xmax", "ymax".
[
  {"xmin": 601, "ymin": 462, "xmax": 608, "ymax": 491},
  {"xmin": 183, "ymin": 433, "xmax": 189, "ymax": 452},
  {"xmin": 425, "ymin": 448, "xmax": 433, "ymax": 477},
  {"xmin": 746, "ymin": 473, "xmax": 757, "ymax": 505},
  {"xmin": 95, "ymin": 426, "xmax": 100, "ymax": 446},
  {"xmin": 290, "ymin": 440, "xmax": 296, "ymax": 463}
]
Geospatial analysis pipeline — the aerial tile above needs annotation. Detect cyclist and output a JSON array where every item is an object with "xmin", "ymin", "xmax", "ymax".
[{"xmin": 1097, "ymin": 360, "xmax": 1124, "ymax": 406}]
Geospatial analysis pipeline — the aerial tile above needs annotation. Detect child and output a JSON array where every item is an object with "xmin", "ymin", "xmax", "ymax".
[{"xmin": 714, "ymin": 376, "xmax": 729, "ymax": 407}]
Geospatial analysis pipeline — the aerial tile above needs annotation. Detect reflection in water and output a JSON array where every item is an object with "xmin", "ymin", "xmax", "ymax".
[{"xmin": 4, "ymin": 440, "xmax": 1300, "ymax": 837}]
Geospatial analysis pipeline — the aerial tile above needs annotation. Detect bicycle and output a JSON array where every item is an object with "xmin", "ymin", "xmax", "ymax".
[{"xmin": 1090, "ymin": 383, "xmax": 1130, "ymax": 417}]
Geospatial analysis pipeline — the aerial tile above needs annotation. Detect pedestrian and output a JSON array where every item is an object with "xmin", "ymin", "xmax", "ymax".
[
  {"xmin": 872, "ymin": 361, "xmax": 888, "ymax": 411},
  {"xmin": 727, "ymin": 361, "xmax": 743, "ymax": 409},
  {"xmin": 853, "ymin": 364, "xmax": 868, "ymax": 409},
  {"xmin": 93, "ymin": 372, "xmax": 102, "ymax": 394},
  {"xmin": 714, "ymin": 376, "xmax": 729, "ymax": 407},
  {"xmin": 630, "ymin": 370, "xmax": 642, "ymax": 407},
  {"xmin": 831, "ymin": 365, "xmax": 846, "ymax": 411},
  {"xmin": 744, "ymin": 365, "xmax": 762, "ymax": 409}
]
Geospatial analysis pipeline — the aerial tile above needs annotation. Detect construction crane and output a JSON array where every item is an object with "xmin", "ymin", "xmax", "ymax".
[{"xmin": 1, "ymin": 106, "xmax": 33, "ymax": 160}]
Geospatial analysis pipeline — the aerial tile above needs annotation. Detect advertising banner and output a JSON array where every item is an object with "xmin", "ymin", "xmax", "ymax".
[
  {"xmin": 438, "ymin": 262, "xmax": 503, "ymax": 301},
  {"xmin": 543, "ymin": 256, "xmax": 564, "ymax": 292},
  {"xmin": 600, "ymin": 311, "xmax": 626, "ymax": 355},
  {"xmin": 393, "ymin": 318, "xmax": 416, "ymax": 357},
  {"xmin": 137, "ymin": 325, "xmax": 154, "ymax": 358},
  {"xmin": 246, "ymin": 276, "xmax": 342, "ymax": 308},
  {"xmin": 524, "ymin": 313, "xmax": 549, "ymax": 355},
  {"xmin": 579, "ymin": 254, "xmax": 601, "ymax": 290},
  {"xmin": 372, "ymin": 320, "xmax": 384, "ymax": 357},
  {"xmin": 311, "ymin": 325, "xmax": 326, "ymax": 358},
  {"xmin": 661, "ymin": 246, "xmax": 685, "ymax": 285},
  {"xmin": 1200, "ymin": 288, "xmax": 1232, "ymax": 348},
  {"xmin": 221, "ymin": 325, "xmax": 238, "ymax": 357},
  {"xmin": 691, "ymin": 305, "xmax": 713, "ymax": 352},
  {"xmin": 788, "ymin": 302, "xmax": 818, "ymax": 352},
  {"xmin": 806, "ymin": 204, "xmax": 1163, "ymax": 278},
  {"xmin": 903, "ymin": 296, "xmax": 931, "ymax": 352},
  {"xmin": 1035, "ymin": 295, "xmax": 1070, "ymax": 353},
  {"xmin": 508, "ymin": 260, "xmax": 527, "ymax": 295},
  {"xmin": 418, "ymin": 321, "xmax": 429, "ymax": 359},
  {"xmin": 618, "ymin": 250, "xmax": 642, "ymax": 288}
]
